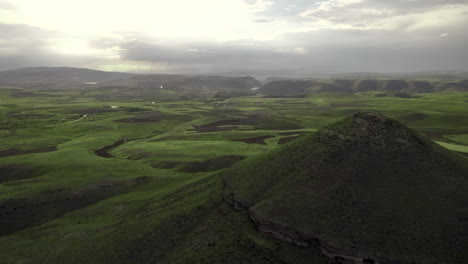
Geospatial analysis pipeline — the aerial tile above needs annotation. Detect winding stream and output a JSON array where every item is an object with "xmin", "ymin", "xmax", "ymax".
[{"xmin": 94, "ymin": 139, "xmax": 125, "ymax": 158}]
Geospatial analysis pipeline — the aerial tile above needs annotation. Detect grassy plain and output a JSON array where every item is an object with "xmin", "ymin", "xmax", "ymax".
[{"xmin": 0, "ymin": 86, "xmax": 467, "ymax": 263}]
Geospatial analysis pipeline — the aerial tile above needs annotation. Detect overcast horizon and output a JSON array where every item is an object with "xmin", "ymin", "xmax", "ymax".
[{"xmin": 1, "ymin": 0, "xmax": 468, "ymax": 76}]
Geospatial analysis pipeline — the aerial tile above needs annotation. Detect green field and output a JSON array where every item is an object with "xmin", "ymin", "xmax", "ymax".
[{"xmin": 0, "ymin": 87, "xmax": 467, "ymax": 263}]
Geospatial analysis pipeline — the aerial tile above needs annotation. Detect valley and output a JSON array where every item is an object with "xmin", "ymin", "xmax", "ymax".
[
  {"xmin": 2, "ymin": 0, "xmax": 468, "ymax": 261},
  {"xmin": 0, "ymin": 69, "xmax": 467, "ymax": 263}
]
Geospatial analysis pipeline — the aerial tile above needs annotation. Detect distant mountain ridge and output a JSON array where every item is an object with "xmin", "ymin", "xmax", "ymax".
[
  {"xmin": 263, "ymin": 71, "xmax": 468, "ymax": 82},
  {"xmin": 329, "ymin": 71, "xmax": 468, "ymax": 80},
  {"xmin": 0, "ymin": 67, "xmax": 261, "ymax": 91},
  {"xmin": 0, "ymin": 67, "xmax": 135, "ymax": 89},
  {"xmin": 259, "ymin": 78, "xmax": 468, "ymax": 95},
  {"xmin": 123, "ymin": 74, "xmax": 261, "ymax": 92},
  {"xmin": 2, "ymin": 67, "xmax": 467, "ymax": 93}
]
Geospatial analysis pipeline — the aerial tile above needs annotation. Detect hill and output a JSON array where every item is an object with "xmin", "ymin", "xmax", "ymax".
[
  {"xmin": 223, "ymin": 112, "xmax": 468, "ymax": 264},
  {"xmin": 0, "ymin": 67, "xmax": 135, "ymax": 89},
  {"xmin": 125, "ymin": 74, "xmax": 261, "ymax": 92},
  {"xmin": 258, "ymin": 80, "xmax": 316, "ymax": 94},
  {"xmin": 0, "ymin": 67, "xmax": 261, "ymax": 92},
  {"xmin": 258, "ymin": 79, "xmax": 468, "ymax": 95},
  {"xmin": 329, "ymin": 71, "xmax": 468, "ymax": 80}
]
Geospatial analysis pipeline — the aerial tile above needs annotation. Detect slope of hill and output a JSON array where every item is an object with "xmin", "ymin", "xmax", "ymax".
[
  {"xmin": 223, "ymin": 112, "xmax": 468, "ymax": 264},
  {"xmin": 329, "ymin": 71, "xmax": 468, "ymax": 80},
  {"xmin": 309, "ymin": 82, "xmax": 350, "ymax": 93},
  {"xmin": 258, "ymin": 80, "xmax": 316, "ymax": 94},
  {"xmin": 354, "ymin": 79, "xmax": 380, "ymax": 92}
]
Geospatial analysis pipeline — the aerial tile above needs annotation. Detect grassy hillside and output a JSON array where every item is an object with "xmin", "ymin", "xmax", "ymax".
[
  {"xmin": 223, "ymin": 113, "xmax": 468, "ymax": 264},
  {"xmin": 0, "ymin": 84, "xmax": 467, "ymax": 263}
]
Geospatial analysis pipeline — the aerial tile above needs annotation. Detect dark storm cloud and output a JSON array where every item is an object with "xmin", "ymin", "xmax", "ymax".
[
  {"xmin": 0, "ymin": 24, "xmax": 99, "ymax": 70},
  {"xmin": 301, "ymin": 30, "xmax": 468, "ymax": 72},
  {"xmin": 117, "ymin": 40, "xmax": 309, "ymax": 74},
  {"xmin": 110, "ymin": 26, "xmax": 468, "ymax": 75},
  {"xmin": 0, "ymin": 54, "xmax": 101, "ymax": 71},
  {"xmin": 0, "ymin": 23, "xmax": 54, "ymax": 39},
  {"xmin": 0, "ymin": 0, "xmax": 467, "ymax": 75},
  {"xmin": 0, "ymin": 1, "xmax": 16, "ymax": 10},
  {"xmin": 364, "ymin": 0, "xmax": 468, "ymax": 9},
  {"xmin": 300, "ymin": 0, "xmax": 468, "ymax": 11},
  {"xmin": 0, "ymin": 24, "xmax": 56, "ymax": 58},
  {"xmin": 299, "ymin": 0, "xmax": 468, "ymax": 22},
  {"xmin": 290, "ymin": 27, "xmax": 468, "ymax": 72}
]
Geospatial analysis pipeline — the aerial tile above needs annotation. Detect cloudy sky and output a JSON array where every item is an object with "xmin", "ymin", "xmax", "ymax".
[{"xmin": 1, "ymin": 0, "xmax": 467, "ymax": 76}]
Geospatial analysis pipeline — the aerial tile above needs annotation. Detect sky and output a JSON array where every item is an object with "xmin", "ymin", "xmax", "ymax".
[{"xmin": 0, "ymin": 0, "xmax": 467, "ymax": 76}]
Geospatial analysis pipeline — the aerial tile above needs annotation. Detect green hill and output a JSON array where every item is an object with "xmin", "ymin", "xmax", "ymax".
[
  {"xmin": 0, "ymin": 67, "xmax": 261, "ymax": 92},
  {"xmin": 0, "ymin": 67, "xmax": 135, "ymax": 89},
  {"xmin": 223, "ymin": 112, "xmax": 468, "ymax": 264}
]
